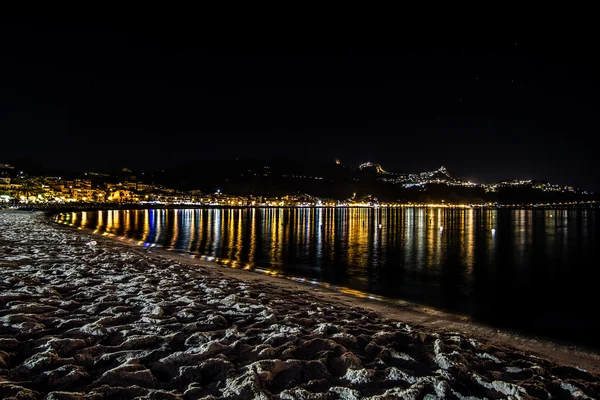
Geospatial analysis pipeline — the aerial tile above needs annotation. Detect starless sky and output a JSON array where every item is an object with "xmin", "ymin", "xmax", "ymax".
[{"xmin": 1, "ymin": 16, "xmax": 599, "ymax": 190}]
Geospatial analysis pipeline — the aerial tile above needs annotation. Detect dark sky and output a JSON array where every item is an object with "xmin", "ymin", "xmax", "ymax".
[{"xmin": 1, "ymin": 16, "xmax": 598, "ymax": 190}]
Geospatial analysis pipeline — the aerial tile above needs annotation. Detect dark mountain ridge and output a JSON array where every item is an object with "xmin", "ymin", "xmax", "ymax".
[{"xmin": 4, "ymin": 157, "xmax": 597, "ymax": 204}]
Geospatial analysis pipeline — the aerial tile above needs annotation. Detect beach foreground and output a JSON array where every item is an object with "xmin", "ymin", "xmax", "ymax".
[{"xmin": 0, "ymin": 212, "xmax": 598, "ymax": 399}]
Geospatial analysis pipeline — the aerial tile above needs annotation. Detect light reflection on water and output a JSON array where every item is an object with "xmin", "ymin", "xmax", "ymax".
[{"xmin": 55, "ymin": 207, "xmax": 600, "ymax": 345}]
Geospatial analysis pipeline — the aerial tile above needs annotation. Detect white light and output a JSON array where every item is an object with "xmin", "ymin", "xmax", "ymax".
[
  {"xmin": 492, "ymin": 228, "xmax": 496, "ymax": 234},
  {"xmin": 439, "ymin": 226, "xmax": 443, "ymax": 231}
]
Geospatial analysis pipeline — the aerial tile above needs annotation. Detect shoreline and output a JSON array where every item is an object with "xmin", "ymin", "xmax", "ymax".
[
  {"xmin": 48, "ymin": 212, "xmax": 600, "ymax": 376},
  {"xmin": 2, "ymin": 200, "xmax": 599, "ymax": 213},
  {"xmin": 1, "ymin": 210, "xmax": 598, "ymax": 398}
]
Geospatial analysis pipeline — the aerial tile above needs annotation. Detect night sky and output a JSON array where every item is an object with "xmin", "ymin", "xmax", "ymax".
[{"xmin": 1, "ymin": 17, "xmax": 598, "ymax": 190}]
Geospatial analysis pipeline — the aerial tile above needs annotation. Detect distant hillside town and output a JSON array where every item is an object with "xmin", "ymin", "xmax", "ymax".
[{"xmin": 0, "ymin": 159, "xmax": 597, "ymax": 207}]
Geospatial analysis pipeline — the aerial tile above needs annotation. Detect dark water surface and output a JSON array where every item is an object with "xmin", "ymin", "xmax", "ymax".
[{"xmin": 56, "ymin": 207, "xmax": 600, "ymax": 346}]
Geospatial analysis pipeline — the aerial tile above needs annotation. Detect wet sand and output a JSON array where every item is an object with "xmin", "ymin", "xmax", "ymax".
[{"xmin": 0, "ymin": 211, "xmax": 599, "ymax": 399}]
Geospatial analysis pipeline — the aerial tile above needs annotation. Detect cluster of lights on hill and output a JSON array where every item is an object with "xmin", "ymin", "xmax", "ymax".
[
  {"xmin": 358, "ymin": 162, "xmax": 591, "ymax": 194},
  {"xmin": 1, "ymin": 160, "xmax": 594, "ymax": 207}
]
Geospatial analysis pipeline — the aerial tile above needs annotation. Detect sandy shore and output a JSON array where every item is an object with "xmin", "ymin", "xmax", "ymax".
[{"xmin": 1, "ymin": 212, "xmax": 599, "ymax": 399}]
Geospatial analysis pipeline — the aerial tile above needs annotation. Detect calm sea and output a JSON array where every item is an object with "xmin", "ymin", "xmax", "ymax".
[{"xmin": 55, "ymin": 207, "xmax": 600, "ymax": 346}]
